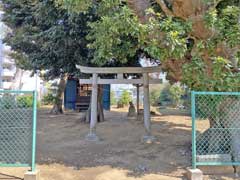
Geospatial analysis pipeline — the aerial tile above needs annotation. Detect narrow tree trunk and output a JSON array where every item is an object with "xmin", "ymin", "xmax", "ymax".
[
  {"xmin": 97, "ymin": 85, "xmax": 104, "ymax": 122},
  {"xmin": 84, "ymin": 85, "xmax": 105, "ymax": 122},
  {"xmin": 50, "ymin": 74, "xmax": 68, "ymax": 114},
  {"xmin": 12, "ymin": 68, "xmax": 24, "ymax": 90}
]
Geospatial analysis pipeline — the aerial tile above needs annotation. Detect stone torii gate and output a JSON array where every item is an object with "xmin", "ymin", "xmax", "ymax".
[{"xmin": 76, "ymin": 65, "xmax": 162, "ymax": 142}]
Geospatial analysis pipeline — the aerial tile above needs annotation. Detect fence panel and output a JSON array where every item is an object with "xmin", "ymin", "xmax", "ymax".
[
  {"xmin": 0, "ymin": 90, "xmax": 37, "ymax": 171},
  {"xmin": 192, "ymin": 91, "xmax": 240, "ymax": 168}
]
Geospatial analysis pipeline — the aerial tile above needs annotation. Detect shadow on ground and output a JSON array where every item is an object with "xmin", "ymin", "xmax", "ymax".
[
  {"xmin": 34, "ymin": 108, "xmax": 236, "ymax": 180},
  {"xmin": 0, "ymin": 173, "xmax": 23, "ymax": 180}
]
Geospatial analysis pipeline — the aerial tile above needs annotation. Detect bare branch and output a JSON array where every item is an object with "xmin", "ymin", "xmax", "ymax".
[
  {"xmin": 155, "ymin": 0, "xmax": 174, "ymax": 16},
  {"xmin": 127, "ymin": 0, "xmax": 152, "ymax": 23}
]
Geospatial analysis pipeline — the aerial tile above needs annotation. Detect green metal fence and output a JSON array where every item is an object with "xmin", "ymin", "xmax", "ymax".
[
  {"xmin": 191, "ymin": 91, "xmax": 240, "ymax": 168},
  {"xmin": 0, "ymin": 90, "xmax": 37, "ymax": 172}
]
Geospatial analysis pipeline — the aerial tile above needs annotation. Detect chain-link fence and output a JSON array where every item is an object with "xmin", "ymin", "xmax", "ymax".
[
  {"xmin": 0, "ymin": 90, "xmax": 37, "ymax": 171},
  {"xmin": 191, "ymin": 91, "xmax": 240, "ymax": 168}
]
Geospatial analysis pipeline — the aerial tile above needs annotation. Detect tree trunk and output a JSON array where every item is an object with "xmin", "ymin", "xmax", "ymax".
[
  {"xmin": 50, "ymin": 74, "xmax": 68, "ymax": 114},
  {"xmin": 127, "ymin": 0, "xmax": 152, "ymax": 23},
  {"xmin": 83, "ymin": 85, "xmax": 105, "ymax": 123},
  {"xmin": 218, "ymin": 98, "xmax": 240, "ymax": 175},
  {"xmin": 12, "ymin": 68, "xmax": 24, "ymax": 90},
  {"xmin": 97, "ymin": 85, "xmax": 104, "ymax": 122}
]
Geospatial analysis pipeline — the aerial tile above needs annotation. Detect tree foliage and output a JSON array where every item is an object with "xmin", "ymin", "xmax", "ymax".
[
  {"xmin": 1, "ymin": 0, "xmax": 94, "ymax": 78},
  {"xmin": 150, "ymin": 89, "xmax": 160, "ymax": 106},
  {"xmin": 169, "ymin": 83, "xmax": 184, "ymax": 107},
  {"xmin": 57, "ymin": 0, "xmax": 240, "ymax": 91},
  {"xmin": 0, "ymin": 0, "xmax": 140, "ymax": 114},
  {"xmin": 1, "ymin": 0, "xmax": 96, "ymax": 113},
  {"xmin": 118, "ymin": 90, "xmax": 132, "ymax": 106},
  {"xmin": 110, "ymin": 90, "xmax": 117, "ymax": 105}
]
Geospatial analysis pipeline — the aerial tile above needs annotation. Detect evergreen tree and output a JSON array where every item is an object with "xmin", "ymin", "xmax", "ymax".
[{"xmin": 1, "ymin": 0, "xmax": 95, "ymax": 113}]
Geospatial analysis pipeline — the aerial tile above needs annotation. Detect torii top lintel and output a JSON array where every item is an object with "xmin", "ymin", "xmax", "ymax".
[{"xmin": 76, "ymin": 65, "xmax": 162, "ymax": 74}]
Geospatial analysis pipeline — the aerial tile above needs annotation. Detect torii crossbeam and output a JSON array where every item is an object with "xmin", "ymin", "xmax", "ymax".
[{"xmin": 76, "ymin": 65, "xmax": 163, "ymax": 142}]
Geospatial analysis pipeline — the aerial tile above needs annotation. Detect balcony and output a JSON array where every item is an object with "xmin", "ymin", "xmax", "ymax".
[
  {"xmin": 2, "ymin": 57, "xmax": 14, "ymax": 64},
  {"xmin": 2, "ymin": 82, "xmax": 12, "ymax": 90},
  {"xmin": 2, "ymin": 45, "xmax": 11, "ymax": 55},
  {"xmin": 2, "ymin": 59, "xmax": 14, "ymax": 68},
  {"xmin": 2, "ymin": 69, "xmax": 15, "ymax": 77}
]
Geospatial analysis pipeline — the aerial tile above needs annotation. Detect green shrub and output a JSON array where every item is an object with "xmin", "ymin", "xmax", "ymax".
[
  {"xmin": 150, "ymin": 89, "xmax": 161, "ymax": 106},
  {"xmin": 17, "ymin": 95, "xmax": 34, "ymax": 108},
  {"xmin": 42, "ymin": 93, "xmax": 55, "ymax": 105},
  {"xmin": 159, "ymin": 85, "xmax": 172, "ymax": 105},
  {"xmin": 118, "ymin": 90, "xmax": 132, "ymax": 106},
  {"xmin": 117, "ymin": 101, "xmax": 124, "ymax": 108},
  {"xmin": 0, "ymin": 95, "xmax": 16, "ymax": 109},
  {"xmin": 182, "ymin": 91, "xmax": 191, "ymax": 109},
  {"xmin": 0, "ymin": 94, "xmax": 39, "ymax": 109},
  {"xmin": 110, "ymin": 91, "xmax": 117, "ymax": 105},
  {"xmin": 169, "ymin": 84, "xmax": 185, "ymax": 107}
]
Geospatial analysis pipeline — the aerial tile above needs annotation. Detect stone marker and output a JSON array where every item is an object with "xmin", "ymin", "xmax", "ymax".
[
  {"xmin": 128, "ymin": 101, "xmax": 136, "ymax": 117},
  {"xmin": 186, "ymin": 169, "xmax": 203, "ymax": 180},
  {"xmin": 24, "ymin": 170, "xmax": 40, "ymax": 180}
]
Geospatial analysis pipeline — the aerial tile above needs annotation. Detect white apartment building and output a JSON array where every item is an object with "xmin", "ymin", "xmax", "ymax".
[
  {"xmin": 0, "ymin": 11, "xmax": 15, "ymax": 90},
  {"xmin": 0, "ymin": 11, "xmax": 43, "ymax": 93},
  {"xmin": 0, "ymin": 41, "xmax": 43, "ymax": 93},
  {"xmin": 0, "ymin": 44, "xmax": 16, "ymax": 90},
  {"xmin": 0, "ymin": 43, "xmax": 45, "ymax": 100}
]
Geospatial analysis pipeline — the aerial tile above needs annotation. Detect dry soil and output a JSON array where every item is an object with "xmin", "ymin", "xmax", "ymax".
[{"xmin": 0, "ymin": 107, "xmax": 238, "ymax": 180}]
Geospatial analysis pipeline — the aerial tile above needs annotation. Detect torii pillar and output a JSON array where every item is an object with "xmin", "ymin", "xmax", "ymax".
[
  {"xmin": 85, "ymin": 73, "xmax": 99, "ymax": 141},
  {"xmin": 76, "ymin": 65, "xmax": 161, "ymax": 142},
  {"xmin": 142, "ymin": 73, "xmax": 155, "ymax": 143}
]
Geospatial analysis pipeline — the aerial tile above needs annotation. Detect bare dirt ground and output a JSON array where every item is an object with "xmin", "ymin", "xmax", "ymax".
[{"xmin": 0, "ymin": 107, "xmax": 238, "ymax": 180}]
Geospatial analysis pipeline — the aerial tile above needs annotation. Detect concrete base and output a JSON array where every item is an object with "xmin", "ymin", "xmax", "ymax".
[
  {"xmin": 85, "ymin": 133, "xmax": 100, "ymax": 141},
  {"xmin": 142, "ymin": 135, "xmax": 156, "ymax": 143},
  {"xmin": 186, "ymin": 169, "xmax": 203, "ymax": 180},
  {"xmin": 24, "ymin": 170, "xmax": 40, "ymax": 180}
]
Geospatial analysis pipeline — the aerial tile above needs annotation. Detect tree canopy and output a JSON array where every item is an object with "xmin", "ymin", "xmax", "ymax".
[
  {"xmin": 1, "ymin": 0, "xmax": 240, "ymax": 92},
  {"xmin": 57, "ymin": 0, "xmax": 240, "ymax": 92},
  {"xmin": 0, "ymin": 0, "xmax": 141, "ymax": 113},
  {"xmin": 1, "ymin": 0, "xmax": 98, "ymax": 113},
  {"xmin": 1, "ymin": 0, "xmax": 94, "ymax": 79}
]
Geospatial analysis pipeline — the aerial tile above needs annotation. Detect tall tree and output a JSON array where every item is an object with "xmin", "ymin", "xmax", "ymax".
[
  {"xmin": 1, "ymin": 0, "xmax": 141, "ymax": 114},
  {"xmin": 57, "ymin": 1, "xmax": 240, "ymax": 172},
  {"xmin": 57, "ymin": 0, "xmax": 240, "ymax": 92},
  {"xmin": 1, "ymin": 0, "xmax": 95, "ymax": 113}
]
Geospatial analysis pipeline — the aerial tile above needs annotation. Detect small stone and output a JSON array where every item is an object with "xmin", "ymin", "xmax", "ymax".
[
  {"xmin": 186, "ymin": 168, "xmax": 203, "ymax": 180},
  {"xmin": 134, "ymin": 164, "xmax": 148, "ymax": 173},
  {"xmin": 24, "ymin": 170, "xmax": 40, "ymax": 180},
  {"xmin": 128, "ymin": 102, "xmax": 137, "ymax": 117},
  {"xmin": 142, "ymin": 135, "xmax": 156, "ymax": 143}
]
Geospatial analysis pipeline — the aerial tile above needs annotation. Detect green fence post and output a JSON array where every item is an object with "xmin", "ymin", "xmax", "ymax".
[
  {"xmin": 191, "ymin": 91, "xmax": 196, "ymax": 169},
  {"xmin": 31, "ymin": 90, "xmax": 37, "ymax": 172}
]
